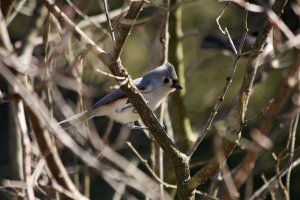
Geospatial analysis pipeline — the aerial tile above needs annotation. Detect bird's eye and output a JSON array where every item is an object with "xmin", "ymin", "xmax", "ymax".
[{"xmin": 164, "ymin": 77, "xmax": 169, "ymax": 84}]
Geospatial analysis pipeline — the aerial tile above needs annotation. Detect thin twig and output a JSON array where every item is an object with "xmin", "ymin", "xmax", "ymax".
[
  {"xmin": 127, "ymin": 142, "xmax": 218, "ymax": 200},
  {"xmin": 76, "ymin": 57, "xmax": 91, "ymax": 198},
  {"xmin": 51, "ymin": 180, "xmax": 85, "ymax": 200},
  {"xmin": 187, "ymin": 6, "xmax": 248, "ymax": 157},
  {"xmin": 275, "ymin": 149, "xmax": 289, "ymax": 199},
  {"xmin": 113, "ymin": 2, "xmax": 143, "ymax": 59},
  {"xmin": 96, "ymin": 68, "xmax": 126, "ymax": 80},
  {"xmin": 261, "ymin": 174, "xmax": 277, "ymax": 199},
  {"xmin": 102, "ymin": 0, "xmax": 116, "ymax": 42},
  {"xmin": 42, "ymin": 12, "xmax": 51, "ymax": 57},
  {"xmin": 77, "ymin": 6, "xmax": 130, "ymax": 29},
  {"xmin": 187, "ymin": 0, "xmax": 288, "ymax": 191},
  {"xmin": 16, "ymin": 100, "xmax": 35, "ymax": 200},
  {"xmin": 256, "ymin": 0, "xmax": 294, "ymax": 40},
  {"xmin": 222, "ymin": 0, "xmax": 295, "ymax": 40},
  {"xmin": 286, "ymin": 105, "xmax": 299, "ymax": 191},
  {"xmin": 231, "ymin": 50, "xmax": 300, "ymax": 191},
  {"xmin": 6, "ymin": 0, "xmax": 27, "ymax": 25},
  {"xmin": 127, "ymin": 142, "xmax": 175, "ymax": 189},
  {"xmin": 224, "ymin": 28, "xmax": 237, "ymax": 55},
  {"xmin": 249, "ymin": 151, "xmax": 300, "ymax": 200},
  {"xmin": 215, "ymin": 3, "xmax": 230, "ymax": 34},
  {"xmin": 214, "ymin": 134, "xmax": 239, "ymax": 199},
  {"xmin": 42, "ymin": 1, "xmax": 193, "ymax": 198},
  {"xmin": 161, "ymin": 0, "xmax": 170, "ymax": 63},
  {"xmin": 0, "ymin": 67, "xmax": 88, "ymax": 199},
  {"xmin": 156, "ymin": 0, "xmax": 171, "ymax": 198},
  {"xmin": 0, "ymin": 61, "xmax": 166, "ymax": 199},
  {"xmin": 65, "ymin": 0, "xmax": 102, "ymax": 29},
  {"xmin": 0, "ymin": 9, "xmax": 13, "ymax": 51}
]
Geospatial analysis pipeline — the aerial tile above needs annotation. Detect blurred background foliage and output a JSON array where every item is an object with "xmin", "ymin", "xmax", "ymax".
[
  {"xmin": 5, "ymin": 0, "xmax": 288, "ymax": 125},
  {"xmin": 1, "ymin": 0, "xmax": 300, "ymax": 199}
]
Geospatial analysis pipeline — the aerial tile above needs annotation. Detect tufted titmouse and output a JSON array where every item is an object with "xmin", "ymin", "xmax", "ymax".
[{"xmin": 59, "ymin": 63, "xmax": 182, "ymax": 129}]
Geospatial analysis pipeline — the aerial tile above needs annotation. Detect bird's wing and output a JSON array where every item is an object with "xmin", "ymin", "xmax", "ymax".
[
  {"xmin": 91, "ymin": 77, "xmax": 153, "ymax": 110},
  {"xmin": 92, "ymin": 88, "xmax": 125, "ymax": 110}
]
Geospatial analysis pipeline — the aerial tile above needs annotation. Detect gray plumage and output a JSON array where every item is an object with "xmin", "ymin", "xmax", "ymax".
[
  {"xmin": 59, "ymin": 63, "xmax": 182, "ymax": 129},
  {"xmin": 92, "ymin": 63, "xmax": 179, "ymax": 109}
]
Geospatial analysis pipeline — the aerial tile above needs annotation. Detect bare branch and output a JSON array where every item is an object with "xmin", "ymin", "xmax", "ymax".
[
  {"xmin": 286, "ymin": 108, "xmax": 299, "ymax": 191},
  {"xmin": 0, "ymin": 61, "xmax": 168, "ymax": 199},
  {"xmin": 95, "ymin": 68, "xmax": 127, "ymax": 80},
  {"xmin": 65, "ymin": 0, "xmax": 102, "ymax": 29},
  {"xmin": 41, "ymin": 0, "xmax": 190, "ymax": 184},
  {"xmin": 112, "ymin": 2, "xmax": 143, "ymax": 59},
  {"xmin": 187, "ymin": 6, "xmax": 249, "ymax": 157},
  {"xmin": 6, "ymin": 0, "xmax": 27, "ymax": 25},
  {"xmin": 0, "ymin": 8, "xmax": 13, "ymax": 51},
  {"xmin": 222, "ymin": 0, "xmax": 295, "ymax": 40},
  {"xmin": 127, "ymin": 142, "xmax": 175, "ymax": 188},
  {"xmin": 127, "ymin": 142, "xmax": 218, "ymax": 200},
  {"xmin": 249, "ymin": 150, "xmax": 300, "ymax": 200},
  {"xmin": 231, "ymin": 50, "xmax": 300, "ymax": 190},
  {"xmin": 101, "ymin": 0, "xmax": 116, "ymax": 42},
  {"xmin": 186, "ymin": 0, "xmax": 288, "ymax": 191},
  {"xmin": 17, "ymin": 101, "xmax": 35, "ymax": 200}
]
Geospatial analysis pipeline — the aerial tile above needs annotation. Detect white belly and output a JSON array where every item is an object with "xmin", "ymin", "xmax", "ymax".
[
  {"xmin": 107, "ymin": 98, "xmax": 141, "ymax": 124},
  {"xmin": 93, "ymin": 98, "xmax": 140, "ymax": 124},
  {"xmin": 92, "ymin": 90, "xmax": 169, "ymax": 124}
]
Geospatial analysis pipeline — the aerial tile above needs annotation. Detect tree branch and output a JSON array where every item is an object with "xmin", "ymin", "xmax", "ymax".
[
  {"xmin": 187, "ymin": 5, "xmax": 249, "ymax": 157},
  {"xmin": 112, "ymin": 1, "xmax": 143, "ymax": 59},
  {"xmin": 42, "ymin": 0, "xmax": 192, "ymax": 198},
  {"xmin": 229, "ymin": 50, "xmax": 300, "ymax": 193},
  {"xmin": 186, "ymin": 0, "xmax": 288, "ymax": 191},
  {"xmin": 0, "ymin": 59, "xmax": 168, "ymax": 200}
]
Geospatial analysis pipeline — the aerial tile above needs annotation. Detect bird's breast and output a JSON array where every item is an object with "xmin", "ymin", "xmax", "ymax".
[
  {"xmin": 101, "ymin": 98, "xmax": 140, "ymax": 124},
  {"xmin": 92, "ymin": 89, "xmax": 170, "ymax": 124}
]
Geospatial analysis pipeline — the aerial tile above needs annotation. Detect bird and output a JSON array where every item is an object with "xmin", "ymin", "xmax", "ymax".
[{"xmin": 58, "ymin": 63, "xmax": 182, "ymax": 129}]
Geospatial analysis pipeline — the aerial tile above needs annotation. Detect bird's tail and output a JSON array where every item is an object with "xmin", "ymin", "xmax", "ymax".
[{"xmin": 58, "ymin": 110, "xmax": 91, "ymax": 129}]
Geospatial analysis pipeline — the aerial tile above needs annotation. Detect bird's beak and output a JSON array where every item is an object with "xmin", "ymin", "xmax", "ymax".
[{"xmin": 172, "ymin": 80, "xmax": 183, "ymax": 89}]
